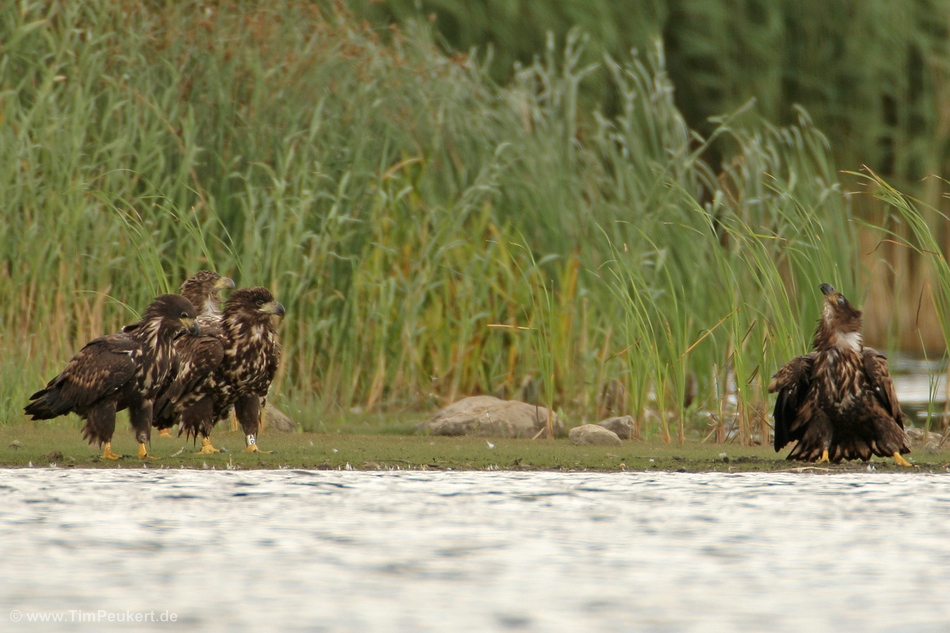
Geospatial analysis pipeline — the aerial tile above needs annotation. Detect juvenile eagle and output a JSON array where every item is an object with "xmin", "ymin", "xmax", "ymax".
[
  {"xmin": 24, "ymin": 294, "xmax": 199, "ymax": 460},
  {"xmin": 769, "ymin": 283, "xmax": 911, "ymax": 466},
  {"xmin": 181, "ymin": 270, "xmax": 235, "ymax": 318},
  {"xmin": 175, "ymin": 286, "xmax": 285, "ymax": 453},
  {"xmin": 149, "ymin": 271, "xmax": 234, "ymax": 438}
]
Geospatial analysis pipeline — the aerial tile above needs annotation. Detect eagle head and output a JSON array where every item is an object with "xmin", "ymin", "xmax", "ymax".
[
  {"xmin": 146, "ymin": 293, "xmax": 200, "ymax": 337},
  {"xmin": 226, "ymin": 287, "xmax": 286, "ymax": 324},
  {"xmin": 180, "ymin": 270, "xmax": 235, "ymax": 316},
  {"xmin": 816, "ymin": 283, "xmax": 862, "ymax": 352}
]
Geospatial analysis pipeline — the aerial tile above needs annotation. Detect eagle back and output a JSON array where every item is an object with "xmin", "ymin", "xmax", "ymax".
[
  {"xmin": 125, "ymin": 314, "xmax": 179, "ymax": 401},
  {"xmin": 47, "ymin": 335, "xmax": 143, "ymax": 414},
  {"xmin": 206, "ymin": 312, "xmax": 281, "ymax": 419},
  {"xmin": 158, "ymin": 314, "xmax": 227, "ymax": 416}
]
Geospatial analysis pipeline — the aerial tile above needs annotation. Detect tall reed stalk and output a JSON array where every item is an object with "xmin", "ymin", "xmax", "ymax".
[{"xmin": 0, "ymin": 1, "xmax": 913, "ymax": 440}]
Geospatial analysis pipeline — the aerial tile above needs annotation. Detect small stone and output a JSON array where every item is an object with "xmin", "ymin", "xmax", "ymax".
[
  {"xmin": 568, "ymin": 424, "xmax": 622, "ymax": 446},
  {"xmin": 905, "ymin": 426, "xmax": 941, "ymax": 451},
  {"xmin": 263, "ymin": 403, "xmax": 296, "ymax": 432},
  {"xmin": 597, "ymin": 416, "xmax": 637, "ymax": 440}
]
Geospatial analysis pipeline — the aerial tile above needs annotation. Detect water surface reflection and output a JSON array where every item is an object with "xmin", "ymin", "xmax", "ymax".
[{"xmin": 1, "ymin": 469, "xmax": 948, "ymax": 632}]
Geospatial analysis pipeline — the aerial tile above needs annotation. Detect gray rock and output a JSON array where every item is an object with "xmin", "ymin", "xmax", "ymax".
[
  {"xmin": 598, "ymin": 415, "xmax": 637, "ymax": 440},
  {"xmin": 569, "ymin": 424, "xmax": 622, "ymax": 446},
  {"xmin": 263, "ymin": 403, "xmax": 296, "ymax": 433},
  {"xmin": 905, "ymin": 426, "xmax": 942, "ymax": 451},
  {"xmin": 418, "ymin": 396, "xmax": 564, "ymax": 438}
]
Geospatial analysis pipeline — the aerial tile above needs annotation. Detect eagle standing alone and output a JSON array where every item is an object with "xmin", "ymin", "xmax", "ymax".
[
  {"xmin": 769, "ymin": 283, "xmax": 911, "ymax": 466},
  {"xmin": 149, "ymin": 271, "xmax": 235, "ymax": 439},
  {"xmin": 24, "ymin": 294, "xmax": 199, "ymax": 459},
  {"xmin": 174, "ymin": 286, "xmax": 285, "ymax": 453}
]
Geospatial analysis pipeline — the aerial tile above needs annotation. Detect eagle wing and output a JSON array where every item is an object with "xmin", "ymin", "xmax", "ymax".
[
  {"xmin": 862, "ymin": 348, "xmax": 905, "ymax": 429},
  {"xmin": 153, "ymin": 323, "xmax": 225, "ymax": 424},
  {"xmin": 768, "ymin": 352, "xmax": 816, "ymax": 451},
  {"xmin": 25, "ymin": 335, "xmax": 140, "ymax": 418}
]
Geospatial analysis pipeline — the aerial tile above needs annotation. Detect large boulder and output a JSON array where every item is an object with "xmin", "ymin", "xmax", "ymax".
[
  {"xmin": 418, "ymin": 396, "xmax": 564, "ymax": 438},
  {"xmin": 569, "ymin": 424, "xmax": 622, "ymax": 446}
]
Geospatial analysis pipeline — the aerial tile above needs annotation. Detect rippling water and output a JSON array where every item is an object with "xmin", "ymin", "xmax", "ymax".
[{"xmin": 2, "ymin": 469, "xmax": 949, "ymax": 632}]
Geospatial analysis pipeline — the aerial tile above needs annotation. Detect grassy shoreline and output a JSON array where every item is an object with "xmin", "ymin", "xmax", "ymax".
[
  {"xmin": 1, "ymin": 422, "xmax": 946, "ymax": 473},
  {"xmin": 8, "ymin": 1, "xmax": 935, "ymax": 445},
  {"xmin": 7, "ymin": 3, "xmax": 950, "ymax": 465}
]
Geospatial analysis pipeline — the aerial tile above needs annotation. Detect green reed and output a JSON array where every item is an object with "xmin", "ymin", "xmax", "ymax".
[
  {"xmin": 854, "ymin": 170, "xmax": 950, "ymax": 431},
  {"xmin": 0, "ymin": 1, "xmax": 904, "ymax": 441},
  {"xmin": 363, "ymin": 0, "xmax": 950, "ymax": 198}
]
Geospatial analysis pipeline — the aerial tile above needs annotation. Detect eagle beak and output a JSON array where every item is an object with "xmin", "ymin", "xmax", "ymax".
[
  {"xmin": 267, "ymin": 301, "xmax": 286, "ymax": 318},
  {"xmin": 819, "ymin": 283, "xmax": 836, "ymax": 297},
  {"xmin": 216, "ymin": 277, "xmax": 236, "ymax": 291},
  {"xmin": 183, "ymin": 317, "xmax": 200, "ymax": 336}
]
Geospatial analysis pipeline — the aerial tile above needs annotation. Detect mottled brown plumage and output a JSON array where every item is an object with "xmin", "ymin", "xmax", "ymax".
[
  {"xmin": 150, "ymin": 271, "xmax": 235, "ymax": 437},
  {"xmin": 24, "ymin": 294, "xmax": 199, "ymax": 459},
  {"xmin": 181, "ymin": 270, "xmax": 235, "ymax": 318},
  {"xmin": 176, "ymin": 286, "xmax": 285, "ymax": 453},
  {"xmin": 769, "ymin": 283, "xmax": 911, "ymax": 465}
]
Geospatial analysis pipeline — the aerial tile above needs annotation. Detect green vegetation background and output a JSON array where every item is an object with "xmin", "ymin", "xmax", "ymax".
[
  {"xmin": 365, "ymin": 0, "xmax": 950, "ymax": 190},
  {"xmin": 4, "ymin": 1, "xmax": 950, "ymax": 443}
]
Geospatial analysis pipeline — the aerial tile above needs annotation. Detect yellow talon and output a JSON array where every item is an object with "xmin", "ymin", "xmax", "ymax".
[
  {"xmin": 244, "ymin": 434, "xmax": 271, "ymax": 453},
  {"xmin": 817, "ymin": 449, "xmax": 830, "ymax": 464},
  {"xmin": 196, "ymin": 438, "xmax": 220, "ymax": 454},
  {"xmin": 137, "ymin": 442, "xmax": 158, "ymax": 460},
  {"xmin": 158, "ymin": 428, "xmax": 173, "ymax": 438},
  {"xmin": 100, "ymin": 443, "xmax": 121, "ymax": 460},
  {"xmin": 892, "ymin": 452, "xmax": 914, "ymax": 467}
]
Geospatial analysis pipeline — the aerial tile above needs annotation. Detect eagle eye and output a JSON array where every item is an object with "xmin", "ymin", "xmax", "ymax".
[
  {"xmin": 180, "ymin": 311, "xmax": 189, "ymax": 319},
  {"xmin": 256, "ymin": 299, "xmax": 264, "ymax": 307}
]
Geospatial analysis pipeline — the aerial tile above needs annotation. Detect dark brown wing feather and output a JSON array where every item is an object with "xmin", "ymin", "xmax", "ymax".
[
  {"xmin": 862, "ymin": 348, "xmax": 905, "ymax": 429},
  {"xmin": 768, "ymin": 352, "xmax": 816, "ymax": 451},
  {"xmin": 24, "ymin": 335, "xmax": 139, "ymax": 419},
  {"xmin": 153, "ymin": 318, "xmax": 225, "ymax": 430}
]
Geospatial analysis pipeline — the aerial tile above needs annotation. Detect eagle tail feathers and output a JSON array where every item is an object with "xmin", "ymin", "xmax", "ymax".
[{"xmin": 23, "ymin": 387, "xmax": 73, "ymax": 420}]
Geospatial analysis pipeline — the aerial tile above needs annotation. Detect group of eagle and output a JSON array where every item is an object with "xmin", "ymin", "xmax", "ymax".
[
  {"xmin": 24, "ymin": 276, "xmax": 912, "ymax": 467},
  {"xmin": 24, "ymin": 271, "xmax": 285, "ymax": 459}
]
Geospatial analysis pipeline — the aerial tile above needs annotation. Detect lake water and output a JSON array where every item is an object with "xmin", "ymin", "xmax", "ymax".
[{"xmin": 2, "ymin": 469, "xmax": 949, "ymax": 632}]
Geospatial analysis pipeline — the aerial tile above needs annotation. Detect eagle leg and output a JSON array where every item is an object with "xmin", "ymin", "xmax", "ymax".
[
  {"xmin": 817, "ymin": 449, "xmax": 830, "ymax": 464},
  {"xmin": 196, "ymin": 437, "xmax": 221, "ymax": 454},
  {"xmin": 892, "ymin": 452, "xmax": 915, "ymax": 467},
  {"xmin": 244, "ymin": 434, "xmax": 272, "ymax": 454},
  {"xmin": 235, "ymin": 396, "xmax": 272, "ymax": 453},
  {"xmin": 136, "ymin": 442, "xmax": 159, "ymax": 460},
  {"xmin": 128, "ymin": 402, "xmax": 156, "ymax": 460},
  {"xmin": 158, "ymin": 428, "xmax": 173, "ymax": 438},
  {"xmin": 83, "ymin": 402, "xmax": 117, "ymax": 452},
  {"xmin": 100, "ymin": 442, "xmax": 122, "ymax": 460},
  {"xmin": 179, "ymin": 396, "xmax": 214, "ymax": 448}
]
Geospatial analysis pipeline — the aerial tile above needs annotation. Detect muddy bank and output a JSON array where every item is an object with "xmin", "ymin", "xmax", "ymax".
[{"xmin": 1, "ymin": 422, "xmax": 947, "ymax": 472}]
